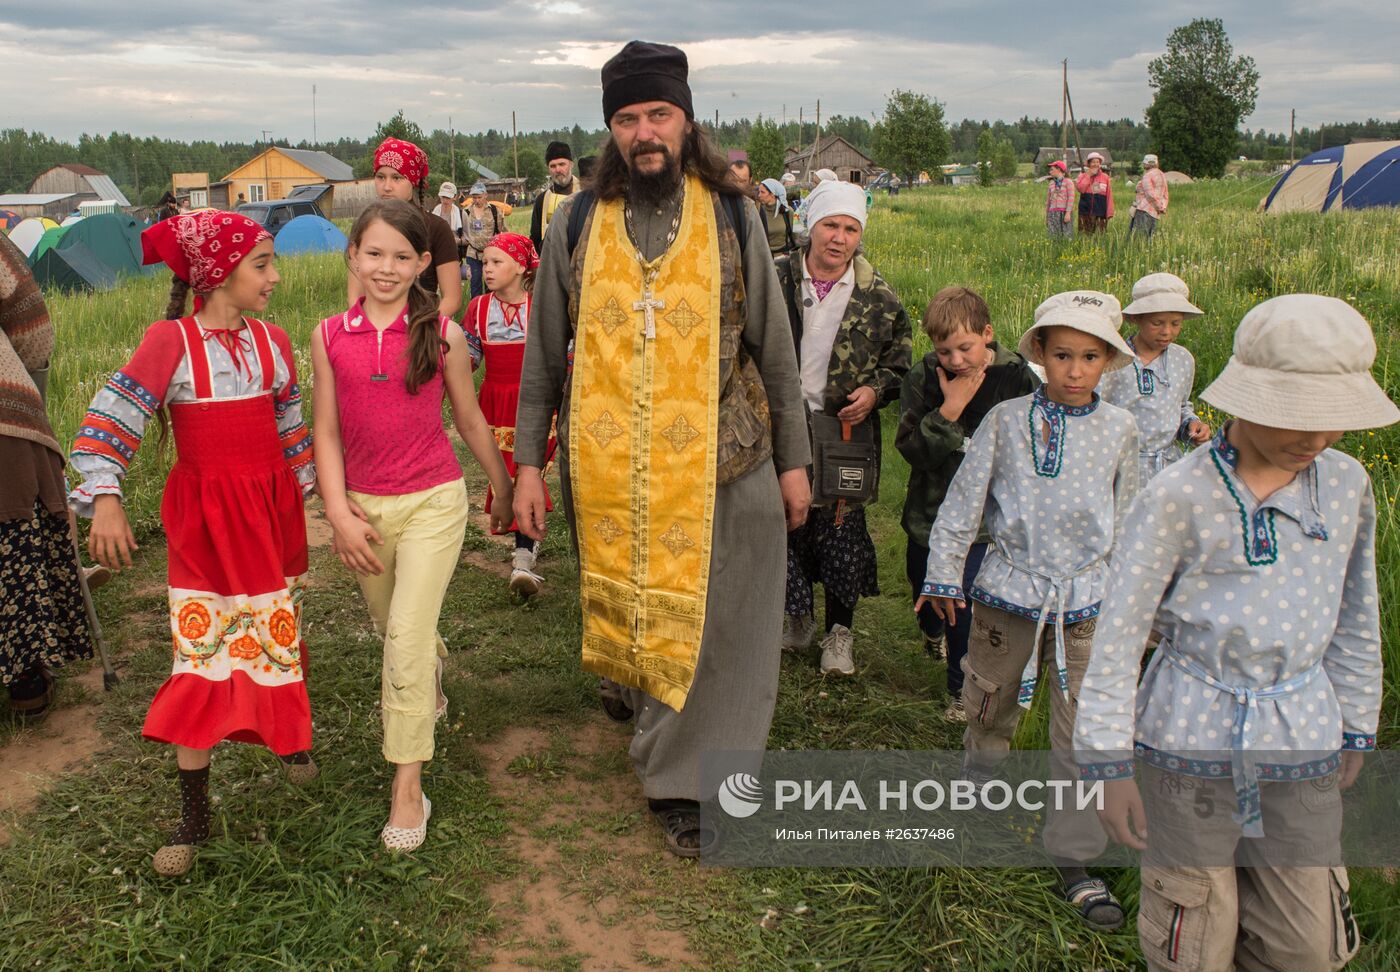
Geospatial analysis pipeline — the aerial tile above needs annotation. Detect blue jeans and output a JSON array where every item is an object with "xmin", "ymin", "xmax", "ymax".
[
  {"xmin": 463, "ymin": 257, "xmax": 484, "ymax": 300},
  {"xmin": 907, "ymin": 538, "xmax": 987, "ymax": 696}
]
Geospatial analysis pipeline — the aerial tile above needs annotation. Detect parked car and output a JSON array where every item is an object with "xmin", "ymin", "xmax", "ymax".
[{"xmin": 236, "ymin": 199, "xmax": 324, "ymax": 233}]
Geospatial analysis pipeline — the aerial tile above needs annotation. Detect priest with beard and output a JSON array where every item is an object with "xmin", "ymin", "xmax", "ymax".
[{"xmin": 513, "ymin": 40, "xmax": 811, "ymax": 857}]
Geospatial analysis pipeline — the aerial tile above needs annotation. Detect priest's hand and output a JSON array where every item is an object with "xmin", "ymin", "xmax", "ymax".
[
  {"xmin": 778, "ymin": 467, "xmax": 810, "ymax": 532},
  {"xmin": 514, "ymin": 465, "xmax": 549, "ymax": 541}
]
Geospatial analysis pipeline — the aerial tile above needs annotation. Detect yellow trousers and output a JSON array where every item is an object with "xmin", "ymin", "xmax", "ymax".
[{"xmin": 347, "ymin": 478, "xmax": 467, "ymax": 764}]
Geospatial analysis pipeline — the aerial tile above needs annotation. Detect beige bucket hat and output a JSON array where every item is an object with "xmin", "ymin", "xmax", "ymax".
[
  {"xmin": 1019, "ymin": 291, "xmax": 1134, "ymax": 371},
  {"xmin": 1201, "ymin": 294, "xmax": 1400, "ymax": 431},
  {"xmin": 1122, "ymin": 272, "xmax": 1204, "ymax": 318}
]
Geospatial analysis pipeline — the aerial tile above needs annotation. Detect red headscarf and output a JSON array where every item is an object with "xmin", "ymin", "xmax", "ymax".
[
  {"xmin": 486, "ymin": 232, "xmax": 539, "ymax": 271},
  {"xmin": 141, "ymin": 210, "xmax": 271, "ymax": 295},
  {"xmin": 373, "ymin": 137, "xmax": 430, "ymax": 188}
]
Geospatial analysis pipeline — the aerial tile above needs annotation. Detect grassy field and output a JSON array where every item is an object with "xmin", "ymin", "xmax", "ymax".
[{"xmin": 4, "ymin": 180, "xmax": 1399, "ymax": 969}]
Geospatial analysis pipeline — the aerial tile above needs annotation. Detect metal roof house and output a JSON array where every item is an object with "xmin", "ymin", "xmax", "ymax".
[{"xmin": 28, "ymin": 164, "xmax": 132, "ymax": 207}]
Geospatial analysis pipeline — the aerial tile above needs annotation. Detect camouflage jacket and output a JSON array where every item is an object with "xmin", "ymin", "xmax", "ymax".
[{"xmin": 777, "ymin": 251, "xmax": 913, "ymax": 419}]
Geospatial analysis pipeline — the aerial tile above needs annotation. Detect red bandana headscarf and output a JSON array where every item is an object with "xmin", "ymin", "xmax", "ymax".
[
  {"xmin": 141, "ymin": 210, "xmax": 271, "ymax": 295},
  {"xmin": 486, "ymin": 232, "xmax": 539, "ymax": 271},
  {"xmin": 373, "ymin": 137, "xmax": 430, "ymax": 188}
]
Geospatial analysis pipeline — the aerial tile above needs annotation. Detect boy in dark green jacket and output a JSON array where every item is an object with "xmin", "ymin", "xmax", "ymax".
[{"xmin": 895, "ymin": 287, "xmax": 1038, "ymax": 720}]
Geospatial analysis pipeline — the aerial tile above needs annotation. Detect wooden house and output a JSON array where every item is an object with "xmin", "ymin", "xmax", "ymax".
[
  {"xmin": 784, "ymin": 136, "xmax": 877, "ymax": 184},
  {"xmin": 221, "ymin": 148, "xmax": 354, "ymax": 203},
  {"xmin": 0, "ymin": 193, "xmax": 83, "ymax": 220},
  {"xmin": 1033, "ymin": 147, "xmax": 1113, "ymax": 172},
  {"xmin": 171, "ymin": 172, "xmax": 211, "ymax": 208},
  {"xmin": 28, "ymin": 164, "xmax": 131, "ymax": 207}
]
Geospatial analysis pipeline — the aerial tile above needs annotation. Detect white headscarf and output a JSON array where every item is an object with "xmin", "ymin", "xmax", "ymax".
[{"xmin": 803, "ymin": 180, "xmax": 867, "ymax": 230}]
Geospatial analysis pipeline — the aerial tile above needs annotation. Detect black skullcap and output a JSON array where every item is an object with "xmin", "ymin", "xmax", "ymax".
[
  {"xmin": 545, "ymin": 141, "xmax": 572, "ymax": 163},
  {"xmin": 601, "ymin": 40, "xmax": 693, "ymax": 124}
]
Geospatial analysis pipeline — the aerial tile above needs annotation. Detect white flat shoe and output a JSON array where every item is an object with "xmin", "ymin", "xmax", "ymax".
[{"xmin": 380, "ymin": 794, "xmax": 431, "ymax": 852}]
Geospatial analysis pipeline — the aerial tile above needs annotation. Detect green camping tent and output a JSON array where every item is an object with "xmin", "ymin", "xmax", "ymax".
[
  {"xmin": 56, "ymin": 213, "xmax": 147, "ymax": 278},
  {"xmin": 28, "ymin": 225, "xmax": 68, "ymax": 265},
  {"xmin": 31, "ymin": 242, "xmax": 119, "ymax": 292}
]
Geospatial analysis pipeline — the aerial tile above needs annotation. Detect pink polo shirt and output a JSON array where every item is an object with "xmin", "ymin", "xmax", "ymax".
[{"xmin": 320, "ymin": 301, "xmax": 462, "ymax": 496}]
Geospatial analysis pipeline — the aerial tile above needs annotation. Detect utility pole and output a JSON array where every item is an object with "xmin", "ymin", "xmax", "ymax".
[
  {"xmin": 132, "ymin": 151, "xmax": 140, "ymax": 202},
  {"xmin": 450, "ymin": 115, "xmax": 456, "ymax": 183},
  {"xmin": 714, "ymin": 108, "xmax": 719, "ymax": 133},
  {"xmin": 799, "ymin": 107, "xmax": 804, "ymax": 179},
  {"xmin": 511, "ymin": 111, "xmax": 519, "ymax": 180},
  {"xmin": 1289, "ymin": 109, "xmax": 1296, "ymax": 165},
  {"xmin": 262, "ymin": 129, "xmax": 273, "ymax": 201},
  {"xmin": 312, "ymin": 85, "xmax": 318, "ymax": 147},
  {"xmin": 1061, "ymin": 59, "xmax": 1068, "ymax": 168},
  {"xmin": 813, "ymin": 98, "xmax": 822, "ymax": 173}
]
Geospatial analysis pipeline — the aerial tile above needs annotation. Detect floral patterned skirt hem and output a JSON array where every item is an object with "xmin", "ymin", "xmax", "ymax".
[
  {"xmin": 784, "ymin": 504, "xmax": 880, "ymax": 616},
  {"xmin": 0, "ymin": 503, "xmax": 91, "ymax": 685}
]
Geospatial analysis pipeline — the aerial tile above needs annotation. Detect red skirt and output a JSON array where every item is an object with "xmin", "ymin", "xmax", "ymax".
[
  {"xmin": 478, "ymin": 341, "xmax": 553, "ymax": 534},
  {"xmin": 141, "ymin": 394, "xmax": 312, "ymax": 755}
]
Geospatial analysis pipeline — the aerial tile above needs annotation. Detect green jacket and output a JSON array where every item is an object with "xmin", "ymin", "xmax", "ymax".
[
  {"xmin": 778, "ymin": 251, "xmax": 913, "ymax": 417},
  {"xmin": 895, "ymin": 341, "xmax": 1039, "ymax": 544},
  {"xmin": 777, "ymin": 251, "xmax": 913, "ymax": 485}
]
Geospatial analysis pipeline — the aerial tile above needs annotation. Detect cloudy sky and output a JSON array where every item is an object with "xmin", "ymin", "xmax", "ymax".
[{"xmin": 3, "ymin": 1, "xmax": 1396, "ymax": 143}]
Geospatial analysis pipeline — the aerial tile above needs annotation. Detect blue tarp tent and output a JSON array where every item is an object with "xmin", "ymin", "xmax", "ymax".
[
  {"xmin": 1263, "ymin": 140, "xmax": 1400, "ymax": 213},
  {"xmin": 274, "ymin": 215, "xmax": 348, "ymax": 255}
]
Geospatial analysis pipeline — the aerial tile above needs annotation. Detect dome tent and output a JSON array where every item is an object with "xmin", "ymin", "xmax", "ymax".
[
  {"xmin": 1263, "ymin": 140, "xmax": 1400, "ymax": 213},
  {"xmin": 273, "ymin": 214, "xmax": 348, "ymax": 255},
  {"xmin": 55, "ymin": 213, "xmax": 148, "ymax": 278}
]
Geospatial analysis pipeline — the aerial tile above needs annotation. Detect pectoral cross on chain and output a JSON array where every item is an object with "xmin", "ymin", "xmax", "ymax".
[{"xmin": 634, "ymin": 287, "xmax": 666, "ymax": 339}]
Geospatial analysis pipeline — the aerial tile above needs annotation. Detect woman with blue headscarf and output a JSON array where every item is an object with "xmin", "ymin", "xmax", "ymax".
[{"xmin": 757, "ymin": 177, "xmax": 796, "ymax": 262}]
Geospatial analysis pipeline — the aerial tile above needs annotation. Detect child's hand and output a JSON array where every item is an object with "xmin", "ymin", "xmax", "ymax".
[
  {"xmin": 937, "ymin": 366, "xmax": 986, "ymax": 422},
  {"xmin": 1186, "ymin": 420, "xmax": 1211, "ymax": 445},
  {"xmin": 89, "ymin": 494, "xmax": 138, "ymax": 569},
  {"xmin": 1338, "ymin": 750, "xmax": 1365, "ymax": 790},
  {"xmin": 1063, "ymin": 212, "xmax": 1072, "ymax": 224},
  {"xmin": 489, "ymin": 481, "xmax": 515, "ymax": 534},
  {"xmin": 915, "ymin": 594, "xmax": 962, "ymax": 626},
  {"xmin": 1098, "ymin": 778, "xmax": 1148, "ymax": 850},
  {"xmin": 329, "ymin": 505, "xmax": 384, "ymax": 576}
]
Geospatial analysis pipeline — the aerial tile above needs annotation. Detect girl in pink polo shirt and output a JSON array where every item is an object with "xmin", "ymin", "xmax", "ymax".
[{"xmin": 312, "ymin": 199, "xmax": 512, "ymax": 852}]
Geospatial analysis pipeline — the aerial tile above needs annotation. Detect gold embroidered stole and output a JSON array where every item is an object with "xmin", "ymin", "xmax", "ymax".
[{"xmin": 569, "ymin": 175, "xmax": 721, "ymax": 711}]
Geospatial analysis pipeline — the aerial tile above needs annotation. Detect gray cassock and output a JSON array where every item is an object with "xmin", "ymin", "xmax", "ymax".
[{"xmin": 514, "ymin": 185, "xmax": 810, "ymax": 801}]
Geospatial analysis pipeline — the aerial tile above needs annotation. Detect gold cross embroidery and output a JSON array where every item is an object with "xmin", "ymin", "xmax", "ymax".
[
  {"xmin": 586, "ymin": 411, "xmax": 625, "ymax": 448},
  {"xmin": 658, "ymin": 522, "xmax": 696, "ymax": 558},
  {"xmin": 592, "ymin": 297, "xmax": 629, "ymax": 335},
  {"xmin": 660, "ymin": 414, "xmax": 700, "ymax": 452},
  {"xmin": 593, "ymin": 516, "xmax": 623, "ymax": 544},
  {"xmin": 665, "ymin": 299, "xmax": 702, "ymax": 338}
]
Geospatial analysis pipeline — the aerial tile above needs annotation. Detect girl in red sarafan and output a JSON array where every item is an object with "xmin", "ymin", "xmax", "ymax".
[
  {"xmin": 463, "ymin": 232, "xmax": 554, "ymax": 599},
  {"xmin": 69, "ymin": 211, "xmax": 317, "ymax": 878}
]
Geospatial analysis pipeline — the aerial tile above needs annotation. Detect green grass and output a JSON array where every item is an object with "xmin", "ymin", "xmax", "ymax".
[{"xmin": 5, "ymin": 182, "xmax": 1400, "ymax": 968}]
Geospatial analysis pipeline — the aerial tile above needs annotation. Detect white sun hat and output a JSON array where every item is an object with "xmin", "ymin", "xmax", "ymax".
[
  {"xmin": 1201, "ymin": 294, "xmax": 1399, "ymax": 431},
  {"xmin": 1122, "ymin": 272, "xmax": 1204, "ymax": 318},
  {"xmin": 1019, "ymin": 291, "xmax": 1134, "ymax": 371}
]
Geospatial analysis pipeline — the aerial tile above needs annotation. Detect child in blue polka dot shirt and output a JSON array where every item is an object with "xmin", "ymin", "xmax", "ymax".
[
  {"xmin": 1075, "ymin": 294, "xmax": 1397, "ymax": 970},
  {"xmin": 917, "ymin": 290, "xmax": 1140, "ymax": 929}
]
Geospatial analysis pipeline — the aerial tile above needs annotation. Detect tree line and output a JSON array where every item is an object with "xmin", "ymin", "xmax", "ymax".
[{"xmin": 3, "ymin": 13, "xmax": 1395, "ymax": 207}]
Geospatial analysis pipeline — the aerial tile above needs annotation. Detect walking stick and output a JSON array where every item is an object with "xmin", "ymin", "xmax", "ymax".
[{"xmin": 71, "ymin": 531, "xmax": 118, "ymax": 690}]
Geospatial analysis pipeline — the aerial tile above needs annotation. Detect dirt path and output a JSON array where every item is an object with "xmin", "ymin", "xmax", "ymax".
[
  {"xmin": 0, "ymin": 665, "xmax": 110, "ymax": 843},
  {"xmin": 477, "ymin": 719, "xmax": 702, "ymax": 971}
]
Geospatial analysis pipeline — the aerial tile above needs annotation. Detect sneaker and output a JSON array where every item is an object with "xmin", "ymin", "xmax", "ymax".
[
  {"xmin": 942, "ymin": 694, "xmax": 966, "ymax": 723},
  {"xmin": 782, "ymin": 613, "xmax": 818, "ymax": 653},
  {"xmin": 923, "ymin": 631, "xmax": 947, "ymax": 660},
  {"xmin": 509, "ymin": 548, "xmax": 542, "ymax": 599},
  {"xmin": 818, "ymin": 624, "xmax": 855, "ymax": 676}
]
